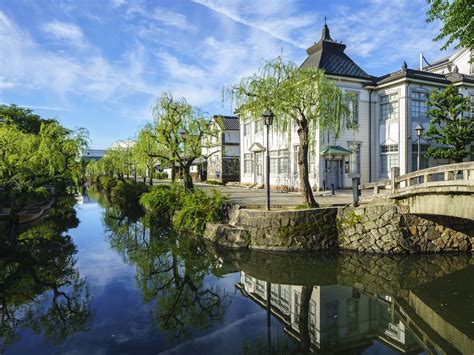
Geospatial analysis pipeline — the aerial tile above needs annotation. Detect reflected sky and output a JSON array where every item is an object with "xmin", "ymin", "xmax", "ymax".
[{"xmin": 2, "ymin": 198, "xmax": 473, "ymax": 354}]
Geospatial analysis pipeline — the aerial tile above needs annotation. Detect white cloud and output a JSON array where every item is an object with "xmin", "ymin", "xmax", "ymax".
[
  {"xmin": 152, "ymin": 6, "xmax": 195, "ymax": 31},
  {"xmin": 42, "ymin": 20, "xmax": 86, "ymax": 47},
  {"xmin": 192, "ymin": 0, "xmax": 318, "ymax": 48}
]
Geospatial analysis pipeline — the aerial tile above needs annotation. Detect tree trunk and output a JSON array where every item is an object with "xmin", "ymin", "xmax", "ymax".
[
  {"xmin": 297, "ymin": 124, "xmax": 318, "ymax": 207},
  {"xmin": 148, "ymin": 165, "xmax": 153, "ymax": 186},
  {"xmin": 171, "ymin": 165, "xmax": 176, "ymax": 183},
  {"xmin": 296, "ymin": 286, "xmax": 313, "ymax": 353},
  {"xmin": 182, "ymin": 164, "xmax": 194, "ymax": 191}
]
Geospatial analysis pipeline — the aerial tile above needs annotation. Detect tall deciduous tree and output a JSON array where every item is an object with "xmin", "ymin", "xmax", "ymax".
[
  {"xmin": 228, "ymin": 57, "xmax": 348, "ymax": 207},
  {"xmin": 425, "ymin": 85, "xmax": 474, "ymax": 162},
  {"xmin": 152, "ymin": 93, "xmax": 216, "ymax": 191},
  {"xmin": 426, "ymin": 0, "xmax": 473, "ymax": 50}
]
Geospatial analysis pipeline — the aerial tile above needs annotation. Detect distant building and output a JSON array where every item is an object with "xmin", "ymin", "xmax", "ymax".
[
  {"xmin": 80, "ymin": 148, "xmax": 106, "ymax": 161},
  {"xmin": 240, "ymin": 23, "xmax": 474, "ymax": 191},
  {"xmin": 202, "ymin": 115, "xmax": 240, "ymax": 183}
]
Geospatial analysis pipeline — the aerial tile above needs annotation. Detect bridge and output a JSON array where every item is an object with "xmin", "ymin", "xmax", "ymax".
[{"xmin": 360, "ymin": 162, "xmax": 474, "ymax": 220}]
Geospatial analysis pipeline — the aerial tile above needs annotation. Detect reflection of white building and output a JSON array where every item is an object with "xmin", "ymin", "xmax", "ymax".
[
  {"xmin": 240, "ymin": 23, "xmax": 474, "ymax": 190},
  {"xmin": 237, "ymin": 272, "xmax": 420, "ymax": 353}
]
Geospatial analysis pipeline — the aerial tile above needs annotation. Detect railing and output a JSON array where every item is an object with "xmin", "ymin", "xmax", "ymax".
[
  {"xmin": 391, "ymin": 162, "xmax": 474, "ymax": 195},
  {"xmin": 358, "ymin": 162, "xmax": 474, "ymax": 197}
]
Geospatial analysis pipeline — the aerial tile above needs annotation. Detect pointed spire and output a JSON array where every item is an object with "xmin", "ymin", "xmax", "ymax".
[
  {"xmin": 321, "ymin": 17, "xmax": 332, "ymax": 41},
  {"xmin": 401, "ymin": 61, "xmax": 408, "ymax": 72}
]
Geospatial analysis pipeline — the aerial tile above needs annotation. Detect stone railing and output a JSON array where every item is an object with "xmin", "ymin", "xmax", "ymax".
[
  {"xmin": 391, "ymin": 161, "xmax": 474, "ymax": 196},
  {"xmin": 359, "ymin": 162, "xmax": 474, "ymax": 197}
]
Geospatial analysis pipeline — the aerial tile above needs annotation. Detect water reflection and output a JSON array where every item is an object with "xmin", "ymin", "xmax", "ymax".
[
  {"xmin": 102, "ymin": 205, "xmax": 232, "ymax": 341},
  {"xmin": 0, "ymin": 196, "xmax": 93, "ymax": 353},
  {"xmin": 212, "ymin": 247, "xmax": 474, "ymax": 354}
]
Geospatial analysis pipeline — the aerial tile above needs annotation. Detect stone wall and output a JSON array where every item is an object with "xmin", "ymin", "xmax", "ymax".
[
  {"xmin": 338, "ymin": 204, "xmax": 473, "ymax": 253},
  {"xmin": 205, "ymin": 207, "xmax": 338, "ymax": 251}
]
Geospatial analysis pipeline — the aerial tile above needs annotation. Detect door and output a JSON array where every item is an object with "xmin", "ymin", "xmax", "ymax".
[
  {"xmin": 254, "ymin": 152, "xmax": 264, "ymax": 185},
  {"xmin": 326, "ymin": 159, "xmax": 341, "ymax": 190}
]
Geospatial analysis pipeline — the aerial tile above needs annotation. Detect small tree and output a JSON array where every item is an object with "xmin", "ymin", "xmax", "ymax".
[
  {"xmin": 424, "ymin": 84, "xmax": 474, "ymax": 162},
  {"xmin": 152, "ymin": 93, "xmax": 217, "ymax": 191},
  {"xmin": 228, "ymin": 57, "xmax": 348, "ymax": 207},
  {"xmin": 426, "ymin": 0, "xmax": 473, "ymax": 51}
]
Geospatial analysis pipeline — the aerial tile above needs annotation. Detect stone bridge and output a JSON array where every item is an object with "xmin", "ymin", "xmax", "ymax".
[{"xmin": 361, "ymin": 162, "xmax": 474, "ymax": 220}]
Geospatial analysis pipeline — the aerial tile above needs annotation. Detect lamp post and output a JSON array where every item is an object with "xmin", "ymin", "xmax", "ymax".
[
  {"xmin": 262, "ymin": 110, "xmax": 274, "ymax": 211},
  {"xmin": 415, "ymin": 123, "xmax": 424, "ymax": 171}
]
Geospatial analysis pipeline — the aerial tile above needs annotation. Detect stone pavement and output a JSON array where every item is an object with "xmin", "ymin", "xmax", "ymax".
[{"xmin": 155, "ymin": 180, "xmax": 388, "ymax": 208}]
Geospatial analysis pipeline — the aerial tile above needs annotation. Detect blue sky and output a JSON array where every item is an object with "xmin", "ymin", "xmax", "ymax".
[{"xmin": 0, "ymin": 0, "xmax": 452, "ymax": 148}]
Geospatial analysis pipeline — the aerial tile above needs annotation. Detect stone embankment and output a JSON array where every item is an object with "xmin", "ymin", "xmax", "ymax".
[{"xmin": 204, "ymin": 203, "xmax": 473, "ymax": 254}]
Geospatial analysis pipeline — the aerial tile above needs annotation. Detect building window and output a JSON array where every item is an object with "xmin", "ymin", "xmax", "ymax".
[
  {"xmin": 255, "ymin": 120, "xmax": 263, "ymax": 134},
  {"xmin": 244, "ymin": 153, "xmax": 253, "ymax": 174},
  {"xmin": 293, "ymin": 146, "xmax": 299, "ymax": 174},
  {"xmin": 411, "ymin": 91, "xmax": 428, "ymax": 120},
  {"xmin": 243, "ymin": 123, "xmax": 251, "ymax": 136},
  {"xmin": 349, "ymin": 143, "xmax": 361, "ymax": 174},
  {"xmin": 345, "ymin": 91, "xmax": 359, "ymax": 127},
  {"xmin": 380, "ymin": 144, "xmax": 399, "ymax": 175},
  {"xmin": 411, "ymin": 144, "xmax": 429, "ymax": 170},
  {"xmin": 270, "ymin": 149, "xmax": 289, "ymax": 174},
  {"xmin": 294, "ymin": 292, "xmax": 301, "ymax": 324},
  {"xmin": 380, "ymin": 93, "xmax": 399, "ymax": 121}
]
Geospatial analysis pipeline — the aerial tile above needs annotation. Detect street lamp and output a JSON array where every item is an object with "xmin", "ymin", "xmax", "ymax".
[
  {"xmin": 415, "ymin": 123, "xmax": 424, "ymax": 171},
  {"xmin": 262, "ymin": 110, "xmax": 274, "ymax": 211}
]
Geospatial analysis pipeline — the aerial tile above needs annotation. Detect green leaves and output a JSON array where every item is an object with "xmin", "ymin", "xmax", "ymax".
[
  {"xmin": 424, "ymin": 85, "xmax": 474, "ymax": 162},
  {"xmin": 426, "ymin": 0, "xmax": 474, "ymax": 50}
]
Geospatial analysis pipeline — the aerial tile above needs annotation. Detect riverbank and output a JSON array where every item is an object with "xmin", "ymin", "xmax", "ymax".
[{"xmin": 205, "ymin": 202, "xmax": 474, "ymax": 254}]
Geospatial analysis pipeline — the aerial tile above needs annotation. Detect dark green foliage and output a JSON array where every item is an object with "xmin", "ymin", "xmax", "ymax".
[
  {"xmin": 0, "ymin": 104, "xmax": 55, "ymax": 134},
  {"xmin": 155, "ymin": 171, "xmax": 169, "ymax": 180},
  {"xmin": 110, "ymin": 180, "xmax": 149, "ymax": 212},
  {"xmin": 0, "ymin": 197, "xmax": 92, "ymax": 351},
  {"xmin": 424, "ymin": 85, "xmax": 474, "ymax": 162},
  {"xmin": 173, "ymin": 189, "xmax": 229, "ymax": 235},
  {"xmin": 140, "ymin": 184, "xmax": 228, "ymax": 235},
  {"xmin": 140, "ymin": 184, "xmax": 184, "ymax": 222},
  {"xmin": 426, "ymin": 0, "xmax": 474, "ymax": 50},
  {"xmin": 205, "ymin": 179, "xmax": 224, "ymax": 185}
]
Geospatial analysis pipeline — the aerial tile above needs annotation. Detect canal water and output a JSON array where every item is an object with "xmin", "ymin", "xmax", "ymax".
[{"xmin": 0, "ymin": 194, "xmax": 473, "ymax": 354}]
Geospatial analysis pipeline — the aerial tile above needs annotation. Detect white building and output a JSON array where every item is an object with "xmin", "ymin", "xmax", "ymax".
[
  {"xmin": 202, "ymin": 115, "xmax": 240, "ymax": 183},
  {"xmin": 240, "ymin": 23, "xmax": 474, "ymax": 190}
]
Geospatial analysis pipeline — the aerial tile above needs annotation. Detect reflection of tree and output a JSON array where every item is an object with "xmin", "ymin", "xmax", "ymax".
[
  {"xmin": 0, "ymin": 198, "xmax": 93, "ymax": 352},
  {"xmin": 104, "ymin": 207, "xmax": 231, "ymax": 340}
]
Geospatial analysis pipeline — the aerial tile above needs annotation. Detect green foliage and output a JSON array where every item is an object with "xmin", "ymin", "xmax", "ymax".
[
  {"xmin": 110, "ymin": 180, "xmax": 149, "ymax": 212},
  {"xmin": 155, "ymin": 171, "xmax": 168, "ymax": 180},
  {"xmin": 140, "ymin": 184, "xmax": 228, "ymax": 234},
  {"xmin": 0, "ymin": 105, "xmax": 88, "ymax": 211},
  {"xmin": 140, "ymin": 183, "xmax": 184, "ymax": 221},
  {"xmin": 424, "ymin": 85, "xmax": 474, "ymax": 162},
  {"xmin": 173, "ymin": 189, "xmax": 229, "ymax": 235},
  {"xmin": 426, "ymin": 0, "xmax": 473, "ymax": 50},
  {"xmin": 0, "ymin": 197, "xmax": 92, "ymax": 351},
  {"xmin": 151, "ymin": 92, "xmax": 218, "ymax": 190}
]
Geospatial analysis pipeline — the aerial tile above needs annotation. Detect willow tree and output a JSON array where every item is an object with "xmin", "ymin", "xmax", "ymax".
[
  {"xmin": 134, "ymin": 124, "xmax": 166, "ymax": 185},
  {"xmin": 152, "ymin": 93, "xmax": 216, "ymax": 190},
  {"xmin": 229, "ymin": 57, "xmax": 348, "ymax": 207}
]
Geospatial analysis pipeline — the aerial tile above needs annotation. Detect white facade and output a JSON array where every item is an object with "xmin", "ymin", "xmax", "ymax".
[{"xmin": 240, "ymin": 25, "xmax": 474, "ymax": 190}]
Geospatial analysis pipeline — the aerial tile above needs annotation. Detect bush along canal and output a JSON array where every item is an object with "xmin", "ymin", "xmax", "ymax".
[{"xmin": 0, "ymin": 188, "xmax": 473, "ymax": 354}]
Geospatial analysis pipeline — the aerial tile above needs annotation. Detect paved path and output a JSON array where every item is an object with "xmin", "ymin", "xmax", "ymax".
[{"xmin": 154, "ymin": 180, "xmax": 388, "ymax": 208}]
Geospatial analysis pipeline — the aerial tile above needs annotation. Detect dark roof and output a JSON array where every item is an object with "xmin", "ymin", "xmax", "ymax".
[
  {"xmin": 300, "ymin": 24, "xmax": 373, "ymax": 80},
  {"xmin": 213, "ymin": 115, "xmax": 239, "ymax": 131},
  {"xmin": 370, "ymin": 66, "xmax": 474, "ymax": 86}
]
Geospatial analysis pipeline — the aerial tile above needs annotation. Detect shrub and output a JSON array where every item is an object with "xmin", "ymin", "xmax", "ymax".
[
  {"xmin": 173, "ymin": 189, "xmax": 228, "ymax": 235},
  {"xmin": 155, "ymin": 171, "xmax": 168, "ymax": 180},
  {"xmin": 205, "ymin": 180, "xmax": 224, "ymax": 186},
  {"xmin": 140, "ymin": 183, "xmax": 184, "ymax": 221},
  {"xmin": 110, "ymin": 180, "xmax": 149, "ymax": 211}
]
